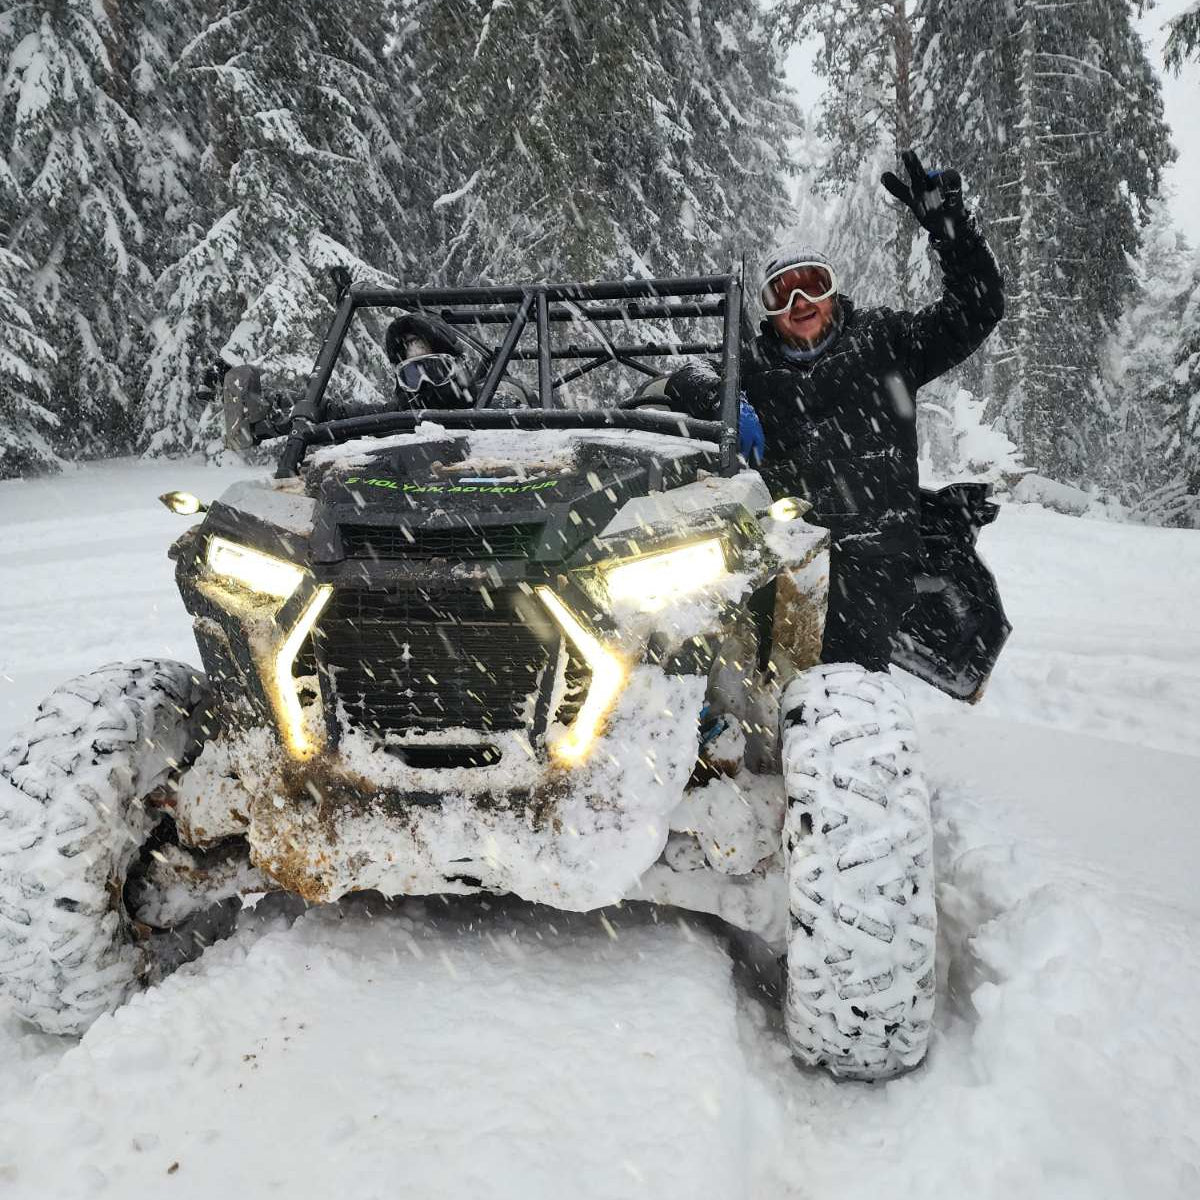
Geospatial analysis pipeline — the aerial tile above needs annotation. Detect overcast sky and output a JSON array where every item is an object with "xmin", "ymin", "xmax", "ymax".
[{"xmin": 784, "ymin": 1, "xmax": 1200, "ymax": 244}]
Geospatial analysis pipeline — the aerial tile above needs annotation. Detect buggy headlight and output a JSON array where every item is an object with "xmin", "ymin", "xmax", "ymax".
[
  {"xmin": 602, "ymin": 538, "xmax": 728, "ymax": 613},
  {"xmin": 206, "ymin": 536, "xmax": 305, "ymax": 599},
  {"xmin": 536, "ymin": 588, "xmax": 626, "ymax": 766}
]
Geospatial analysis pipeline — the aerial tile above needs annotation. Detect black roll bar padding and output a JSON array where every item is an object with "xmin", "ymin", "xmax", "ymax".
[
  {"xmin": 614, "ymin": 355, "xmax": 662, "ymax": 378},
  {"xmin": 476, "ymin": 291, "xmax": 534, "ymax": 409},
  {"xmin": 295, "ymin": 292, "xmax": 357, "ymax": 425},
  {"xmin": 719, "ymin": 275, "xmax": 743, "ymax": 477},
  {"xmin": 553, "ymin": 355, "xmax": 611, "ymax": 390},
  {"xmin": 535, "ymin": 289, "xmax": 553, "ymax": 409},
  {"xmin": 551, "ymin": 350, "xmax": 667, "ymax": 394},
  {"xmin": 275, "ymin": 427, "xmax": 308, "ymax": 478}
]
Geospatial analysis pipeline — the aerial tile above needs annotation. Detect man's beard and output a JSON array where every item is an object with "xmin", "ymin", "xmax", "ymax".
[
  {"xmin": 775, "ymin": 299, "xmax": 843, "ymax": 359},
  {"xmin": 783, "ymin": 312, "xmax": 834, "ymax": 349}
]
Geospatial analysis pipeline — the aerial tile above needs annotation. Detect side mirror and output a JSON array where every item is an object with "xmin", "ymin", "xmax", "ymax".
[
  {"xmin": 223, "ymin": 365, "xmax": 269, "ymax": 449},
  {"xmin": 159, "ymin": 490, "xmax": 208, "ymax": 515},
  {"xmin": 766, "ymin": 496, "xmax": 811, "ymax": 523}
]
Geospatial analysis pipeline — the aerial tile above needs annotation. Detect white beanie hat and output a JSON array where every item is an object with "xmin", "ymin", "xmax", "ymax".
[{"xmin": 761, "ymin": 244, "xmax": 833, "ymax": 284}]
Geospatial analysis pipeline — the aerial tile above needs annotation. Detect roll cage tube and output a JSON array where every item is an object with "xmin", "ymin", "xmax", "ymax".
[{"xmin": 274, "ymin": 275, "xmax": 744, "ymax": 479}]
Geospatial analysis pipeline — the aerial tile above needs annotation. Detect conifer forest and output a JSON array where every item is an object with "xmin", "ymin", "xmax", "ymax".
[{"xmin": 1, "ymin": 0, "xmax": 1198, "ymax": 524}]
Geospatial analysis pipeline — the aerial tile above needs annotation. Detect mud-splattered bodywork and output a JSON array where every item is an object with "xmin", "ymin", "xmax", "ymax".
[{"xmin": 170, "ymin": 426, "xmax": 827, "ymax": 937}]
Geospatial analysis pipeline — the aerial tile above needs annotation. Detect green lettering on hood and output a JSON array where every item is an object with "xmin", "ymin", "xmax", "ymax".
[{"xmin": 343, "ymin": 475, "xmax": 560, "ymax": 495}]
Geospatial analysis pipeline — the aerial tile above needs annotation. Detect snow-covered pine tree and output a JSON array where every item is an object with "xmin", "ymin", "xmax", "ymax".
[
  {"xmin": 915, "ymin": 379, "xmax": 1023, "ymax": 485},
  {"xmin": 818, "ymin": 143, "xmax": 909, "ymax": 308},
  {"xmin": 916, "ymin": 0, "xmax": 1173, "ymax": 483},
  {"xmin": 771, "ymin": 0, "xmax": 918, "ymax": 307},
  {"xmin": 911, "ymin": 0, "xmax": 1010, "ymax": 401},
  {"xmin": 141, "ymin": 0, "xmax": 411, "ymax": 454},
  {"xmin": 1093, "ymin": 201, "xmax": 1193, "ymax": 513},
  {"xmin": 399, "ymin": 0, "xmax": 799, "ymax": 285},
  {"xmin": 0, "ymin": 0, "xmax": 158, "ymax": 459},
  {"xmin": 0, "ymin": 246, "xmax": 58, "ymax": 477},
  {"xmin": 1157, "ymin": 247, "xmax": 1200, "ymax": 526},
  {"xmin": 651, "ymin": 0, "xmax": 801, "ymax": 275},
  {"xmin": 1162, "ymin": 1, "xmax": 1200, "ymax": 70}
]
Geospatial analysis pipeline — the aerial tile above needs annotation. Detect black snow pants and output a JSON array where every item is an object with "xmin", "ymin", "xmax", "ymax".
[{"xmin": 821, "ymin": 546, "xmax": 917, "ymax": 673}]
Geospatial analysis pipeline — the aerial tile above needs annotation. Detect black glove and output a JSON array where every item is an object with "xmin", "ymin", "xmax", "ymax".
[{"xmin": 881, "ymin": 149, "xmax": 965, "ymax": 241}]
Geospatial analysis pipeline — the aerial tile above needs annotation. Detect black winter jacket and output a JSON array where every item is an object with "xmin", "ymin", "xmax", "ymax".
[{"xmin": 743, "ymin": 220, "xmax": 1004, "ymax": 553}]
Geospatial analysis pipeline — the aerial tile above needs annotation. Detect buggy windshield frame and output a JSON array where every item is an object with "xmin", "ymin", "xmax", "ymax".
[{"xmin": 274, "ymin": 275, "xmax": 744, "ymax": 478}]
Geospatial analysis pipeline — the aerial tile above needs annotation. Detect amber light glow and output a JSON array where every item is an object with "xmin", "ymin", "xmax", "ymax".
[
  {"xmin": 536, "ymin": 588, "xmax": 626, "ymax": 766},
  {"xmin": 273, "ymin": 585, "xmax": 333, "ymax": 759}
]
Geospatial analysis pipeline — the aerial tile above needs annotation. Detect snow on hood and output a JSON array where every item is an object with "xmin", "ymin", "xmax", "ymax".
[
  {"xmin": 307, "ymin": 422, "xmax": 716, "ymax": 473},
  {"xmin": 217, "ymin": 478, "xmax": 317, "ymax": 536}
]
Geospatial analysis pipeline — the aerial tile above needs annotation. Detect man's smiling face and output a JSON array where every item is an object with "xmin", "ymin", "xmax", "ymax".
[{"xmin": 771, "ymin": 292, "xmax": 838, "ymax": 349}]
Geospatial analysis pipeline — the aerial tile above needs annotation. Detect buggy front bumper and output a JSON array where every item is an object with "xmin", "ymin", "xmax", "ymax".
[{"xmin": 173, "ymin": 663, "xmax": 708, "ymax": 910}]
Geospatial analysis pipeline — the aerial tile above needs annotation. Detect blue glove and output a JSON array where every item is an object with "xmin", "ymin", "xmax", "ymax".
[{"xmin": 739, "ymin": 398, "xmax": 765, "ymax": 465}]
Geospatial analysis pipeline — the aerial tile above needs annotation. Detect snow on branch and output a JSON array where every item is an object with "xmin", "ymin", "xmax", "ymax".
[{"xmin": 433, "ymin": 170, "xmax": 482, "ymax": 209}]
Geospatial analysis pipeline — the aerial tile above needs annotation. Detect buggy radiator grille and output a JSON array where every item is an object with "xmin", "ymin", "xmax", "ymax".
[
  {"xmin": 318, "ymin": 587, "xmax": 581, "ymax": 735},
  {"xmin": 340, "ymin": 523, "xmax": 543, "ymax": 560}
]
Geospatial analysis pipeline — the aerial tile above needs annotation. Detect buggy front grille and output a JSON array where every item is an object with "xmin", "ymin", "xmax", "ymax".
[
  {"xmin": 317, "ymin": 587, "xmax": 585, "ymax": 736},
  {"xmin": 340, "ymin": 523, "xmax": 543, "ymax": 560}
]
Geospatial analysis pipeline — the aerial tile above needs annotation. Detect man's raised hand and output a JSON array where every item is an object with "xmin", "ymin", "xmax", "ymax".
[{"xmin": 881, "ymin": 149, "xmax": 965, "ymax": 240}]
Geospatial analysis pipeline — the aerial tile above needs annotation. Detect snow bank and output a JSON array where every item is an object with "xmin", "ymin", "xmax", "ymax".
[{"xmin": 1010, "ymin": 472, "xmax": 1095, "ymax": 515}]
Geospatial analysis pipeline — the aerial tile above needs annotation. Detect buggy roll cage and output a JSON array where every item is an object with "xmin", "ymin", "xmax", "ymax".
[{"xmin": 274, "ymin": 274, "xmax": 744, "ymax": 479}]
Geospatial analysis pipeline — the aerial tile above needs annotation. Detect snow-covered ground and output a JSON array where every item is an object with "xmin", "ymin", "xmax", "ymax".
[{"xmin": 1, "ymin": 459, "xmax": 1198, "ymax": 1198}]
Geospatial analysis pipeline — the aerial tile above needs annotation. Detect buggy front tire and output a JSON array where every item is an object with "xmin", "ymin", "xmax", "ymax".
[
  {"xmin": 780, "ymin": 664, "xmax": 936, "ymax": 1080},
  {"xmin": 0, "ymin": 660, "xmax": 210, "ymax": 1035}
]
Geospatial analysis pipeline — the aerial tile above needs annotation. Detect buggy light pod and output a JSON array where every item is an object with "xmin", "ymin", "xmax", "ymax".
[
  {"xmin": 536, "ymin": 588, "xmax": 626, "ymax": 766},
  {"xmin": 768, "ymin": 496, "xmax": 808, "ymax": 523},
  {"xmin": 207, "ymin": 536, "xmax": 305, "ymax": 600},
  {"xmin": 273, "ymin": 584, "xmax": 333, "ymax": 760},
  {"xmin": 603, "ymin": 538, "xmax": 727, "ymax": 613}
]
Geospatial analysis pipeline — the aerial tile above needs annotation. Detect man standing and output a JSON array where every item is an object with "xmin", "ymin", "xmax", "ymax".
[{"xmin": 670, "ymin": 149, "xmax": 1005, "ymax": 671}]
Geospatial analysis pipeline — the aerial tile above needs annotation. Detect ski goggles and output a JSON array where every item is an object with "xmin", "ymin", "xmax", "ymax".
[
  {"xmin": 760, "ymin": 262, "xmax": 838, "ymax": 315},
  {"xmin": 394, "ymin": 353, "xmax": 459, "ymax": 393}
]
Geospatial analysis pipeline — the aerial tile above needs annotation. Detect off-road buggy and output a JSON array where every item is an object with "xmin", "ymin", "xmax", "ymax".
[{"xmin": 0, "ymin": 275, "xmax": 1008, "ymax": 1079}]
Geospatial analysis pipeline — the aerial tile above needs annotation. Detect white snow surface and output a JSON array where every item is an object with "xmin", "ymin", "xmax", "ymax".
[{"xmin": 2, "ymin": 460, "xmax": 1200, "ymax": 1198}]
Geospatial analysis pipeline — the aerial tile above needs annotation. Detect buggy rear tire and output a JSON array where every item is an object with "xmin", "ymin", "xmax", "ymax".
[
  {"xmin": 780, "ymin": 664, "xmax": 936, "ymax": 1080},
  {"xmin": 0, "ymin": 660, "xmax": 210, "ymax": 1035}
]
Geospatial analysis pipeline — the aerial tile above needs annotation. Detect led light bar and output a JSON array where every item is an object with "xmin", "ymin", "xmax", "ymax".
[
  {"xmin": 273, "ymin": 585, "xmax": 333, "ymax": 760},
  {"xmin": 603, "ymin": 538, "xmax": 727, "ymax": 613},
  {"xmin": 536, "ymin": 588, "xmax": 626, "ymax": 766},
  {"xmin": 207, "ymin": 536, "xmax": 305, "ymax": 600}
]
